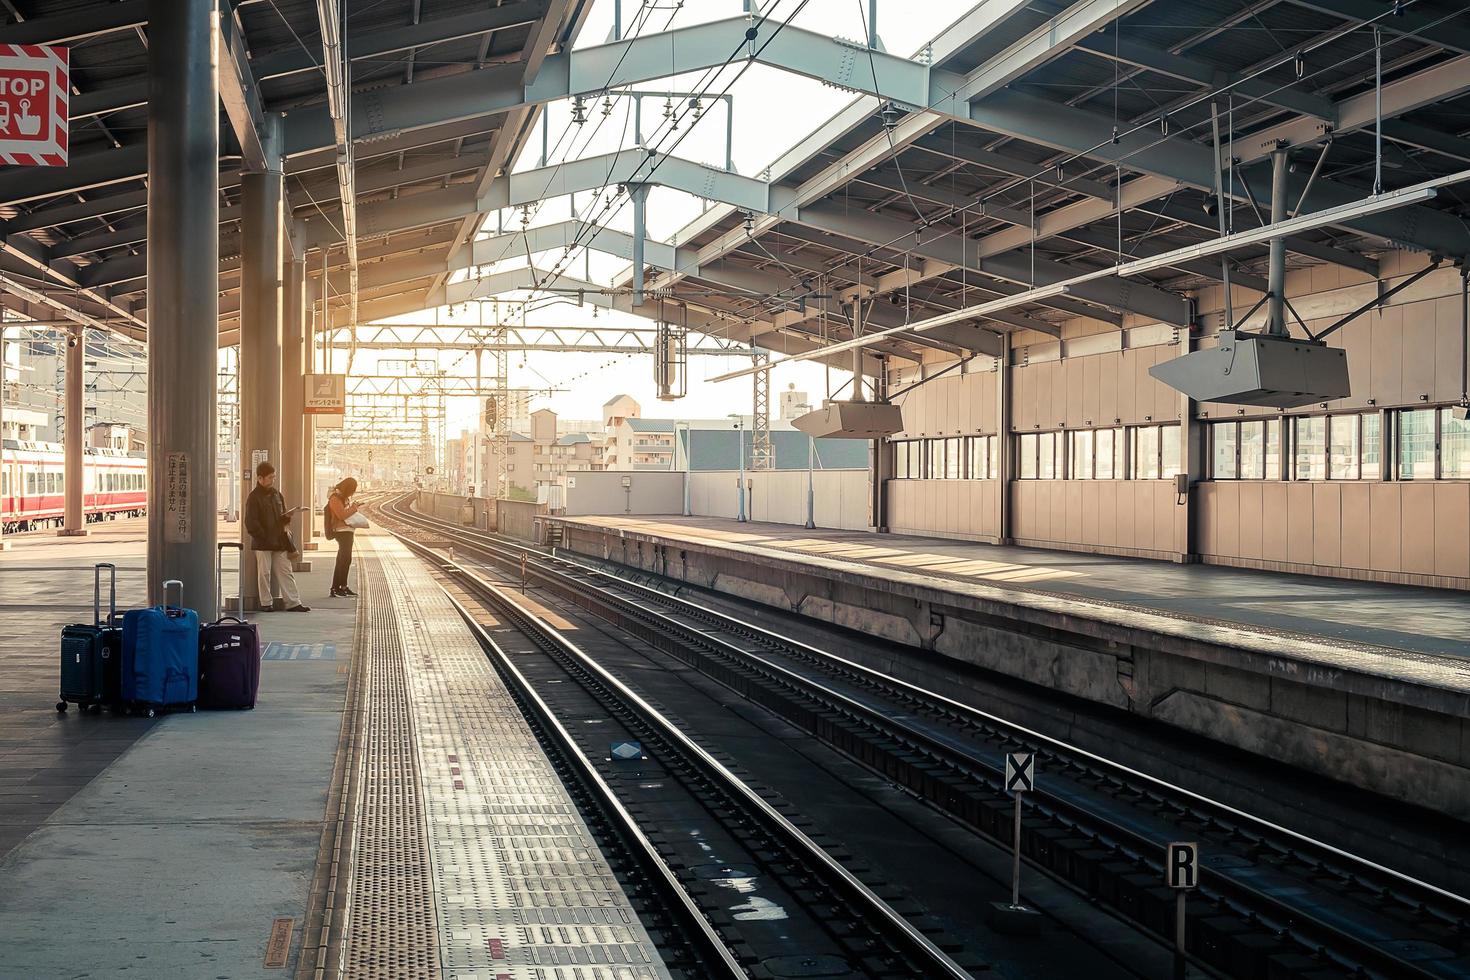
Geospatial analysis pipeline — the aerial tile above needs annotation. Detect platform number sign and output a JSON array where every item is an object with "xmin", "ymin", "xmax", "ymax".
[
  {"xmin": 1167, "ymin": 842, "xmax": 1199, "ymax": 890},
  {"xmin": 0, "ymin": 44, "xmax": 68, "ymax": 166},
  {"xmin": 1004, "ymin": 752, "xmax": 1034, "ymax": 794}
]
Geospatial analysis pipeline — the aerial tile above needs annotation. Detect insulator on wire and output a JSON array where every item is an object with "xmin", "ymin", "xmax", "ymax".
[
  {"xmin": 880, "ymin": 102, "xmax": 899, "ymax": 132},
  {"xmin": 1294, "ymin": 52, "xmax": 1305, "ymax": 78},
  {"xmin": 602, "ymin": 95, "xmax": 614, "ymax": 117},
  {"xmin": 571, "ymin": 95, "xmax": 586, "ymax": 125}
]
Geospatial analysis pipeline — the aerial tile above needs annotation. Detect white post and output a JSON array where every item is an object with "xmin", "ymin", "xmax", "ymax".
[{"xmin": 737, "ymin": 420, "xmax": 747, "ymax": 522}]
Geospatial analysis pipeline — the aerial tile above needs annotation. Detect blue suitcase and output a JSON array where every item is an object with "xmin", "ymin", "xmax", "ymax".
[{"xmin": 122, "ymin": 579, "xmax": 200, "ymax": 718}]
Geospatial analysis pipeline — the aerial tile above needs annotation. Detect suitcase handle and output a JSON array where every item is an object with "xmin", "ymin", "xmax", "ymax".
[
  {"xmin": 217, "ymin": 542, "xmax": 244, "ymax": 620},
  {"xmin": 94, "ymin": 562, "xmax": 117, "ymax": 627},
  {"xmin": 161, "ymin": 579, "xmax": 184, "ymax": 616}
]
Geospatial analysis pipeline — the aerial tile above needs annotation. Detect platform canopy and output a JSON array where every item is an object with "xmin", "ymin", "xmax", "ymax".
[{"xmin": 1, "ymin": 0, "xmax": 1468, "ymax": 364}]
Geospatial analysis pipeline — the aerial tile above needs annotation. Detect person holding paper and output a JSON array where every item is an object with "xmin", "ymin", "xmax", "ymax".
[
  {"xmin": 325, "ymin": 477, "xmax": 363, "ymax": 598},
  {"xmin": 244, "ymin": 461, "xmax": 310, "ymax": 612}
]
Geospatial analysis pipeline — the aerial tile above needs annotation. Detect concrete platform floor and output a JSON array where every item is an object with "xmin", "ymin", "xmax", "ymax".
[
  {"xmin": 0, "ymin": 517, "xmax": 358, "ymax": 978},
  {"xmin": 558, "ymin": 515, "xmax": 1470, "ymax": 657}
]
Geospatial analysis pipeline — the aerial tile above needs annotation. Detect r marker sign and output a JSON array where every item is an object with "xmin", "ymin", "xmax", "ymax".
[{"xmin": 0, "ymin": 44, "xmax": 67, "ymax": 167}]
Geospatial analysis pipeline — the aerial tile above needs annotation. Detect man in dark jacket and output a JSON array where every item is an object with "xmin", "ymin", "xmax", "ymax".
[{"xmin": 244, "ymin": 461, "xmax": 309, "ymax": 612}]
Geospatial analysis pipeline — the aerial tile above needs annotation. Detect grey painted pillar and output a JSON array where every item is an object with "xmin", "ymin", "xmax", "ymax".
[
  {"xmin": 1177, "ymin": 319, "xmax": 1201, "ymax": 563},
  {"xmin": 283, "ymin": 224, "xmax": 311, "ymax": 571},
  {"xmin": 238, "ymin": 112, "xmax": 285, "ymax": 607},
  {"xmin": 60, "ymin": 326, "xmax": 87, "ymax": 536},
  {"xmin": 995, "ymin": 333, "xmax": 1013, "ymax": 545},
  {"xmin": 146, "ymin": 0, "xmax": 218, "ymax": 616},
  {"xmin": 302, "ymin": 279, "xmax": 319, "ymax": 551},
  {"xmin": 630, "ymin": 183, "xmax": 649, "ymax": 306}
]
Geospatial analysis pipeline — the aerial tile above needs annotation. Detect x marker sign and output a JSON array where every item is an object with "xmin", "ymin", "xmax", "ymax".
[{"xmin": 1005, "ymin": 752, "xmax": 1035, "ymax": 794}]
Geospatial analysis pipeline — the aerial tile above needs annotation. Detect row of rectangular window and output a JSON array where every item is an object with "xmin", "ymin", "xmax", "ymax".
[
  {"xmin": 892, "ymin": 426, "xmax": 1182, "ymax": 481},
  {"xmin": 1208, "ymin": 408, "xmax": 1469, "ymax": 481},
  {"xmin": 892, "ymin": 436, "xmax": 999, "ymax": 480}
]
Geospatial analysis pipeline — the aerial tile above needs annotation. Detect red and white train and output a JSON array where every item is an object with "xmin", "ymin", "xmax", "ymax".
[{"xmin": 1, "ymin": 441, "xmax": 148, "ymax": 532}]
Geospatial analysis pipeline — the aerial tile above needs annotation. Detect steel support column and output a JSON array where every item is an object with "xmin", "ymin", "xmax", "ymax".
[
  {"xmin": 1267, "ymin": 145, "xmax": 1290, "ymax": 336},
  {"xmin": 147, "ymin": 0, "xmax": 218, "ymax": 615},
  {"xmin": 60, "ymin": 326, "xmax": 87, "ymax": 536},
  {"xmin": 239, "ymin": 112, "xmax": 285, "ymax": 607},
  {"xmin": 283, "ymin": 224, "xmax": 310, "ymax": 571},
  {"xmin": 995, "ymin": 335, "xmax": 1012, "ymax": 545}
]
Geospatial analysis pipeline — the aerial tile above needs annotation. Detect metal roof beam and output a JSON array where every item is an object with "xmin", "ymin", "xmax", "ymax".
[
  {"xmin": 219, "ymin": 2, "xmax": 269, "ymax": 171},
  {"xmin": 1074, "ymin": 34, "xmax": 1337, "ymax": 122},
  {"xmin": 1288, "ymin": 0, "xmax": 1470, "ymax": 57},
  {"xmin": 0, "ymin": 0, "xmax": 146, "ymax": 45},
  {"xmin": 967, "ymin": 86, "xmax": 1470, "ymax": 257}
]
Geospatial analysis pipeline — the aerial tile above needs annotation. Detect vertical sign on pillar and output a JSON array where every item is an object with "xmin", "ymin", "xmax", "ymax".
[
  {"xmin": 164, "ymin": 451, "xmax": 191, "ymax": 543},
  {"xmin": 0, "ymin": 44, "xmax": 69, "ymax": 167}
]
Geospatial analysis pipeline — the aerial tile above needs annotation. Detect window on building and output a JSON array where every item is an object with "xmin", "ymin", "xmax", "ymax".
[
  {"xmin": 1095, "ymin": 428, "xmax": 1120, "ymax": 479},
  {"xmin": 1036, "ymin": 432, "xmax": 1053, "ymax": 479},
  {"xmin": 1018, "ymin": 433, "xmax": 1037, "ymax": 479},
  {"xmin": 1212, "ymin": 423, "xmax": 1238, "ymax": 479},
  {"xmin": 1396, "ymin": 409, "xmax": 1436, "ymax": 479},
  {"xmin": 945, "ymin": 438, "xmax": 962, "ymax": 479},
  {"xmin": 1132, "ymin": 426, "xmax": 1159, "ymax": 479},
  {"xmin": 1293, "ymin": 416, "xmax": 1327, "ymax": 480},
  {"xmin": 1328, "ymin": 414, "xmax": 1360, "ymax": 480},
  {"xmin": 1443, "ymin": 409, "xmax": 1470, "ymax": 478},
  {"xmin": 1362, "ymin": 414, "xmax": 1382, "ymax": 480},
  {"xmin": 1068, "ymin": 430, "xmax": 1093, "ymax": 479}
]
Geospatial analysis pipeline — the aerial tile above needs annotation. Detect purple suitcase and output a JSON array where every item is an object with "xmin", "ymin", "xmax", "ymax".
[{"xmin": 197, "ymin": 543, "xmax": 261, "ymax": 710}]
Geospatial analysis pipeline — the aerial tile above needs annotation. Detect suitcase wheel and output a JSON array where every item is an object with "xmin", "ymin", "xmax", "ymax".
[
  {"xmin": 190, "ymin": 705, "xmax": 197, "ymax": 713},
  {"xmin": 55, "ymin": 701, "xmax": 67, "ymax": 713},
  {"xmin": 144, "ymin": 707, "xmax": 157, "ymax": 719}
]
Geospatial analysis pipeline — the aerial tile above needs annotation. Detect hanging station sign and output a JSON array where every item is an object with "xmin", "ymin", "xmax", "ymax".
[
  {"xmin": 305, "ymin": 374, "xmax": 346, "ymax": 415},
  {"xmin": 0, "ymin": 44, "xmax": 68, "ymax": 166}
]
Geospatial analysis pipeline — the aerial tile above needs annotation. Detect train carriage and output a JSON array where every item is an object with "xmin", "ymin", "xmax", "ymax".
[{"xmin": 0, "ymin": 441, "xmax": 148, "ymax": 532}]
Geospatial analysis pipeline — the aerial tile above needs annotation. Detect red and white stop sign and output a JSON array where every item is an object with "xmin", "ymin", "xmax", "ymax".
[{"xmin": 0, "ymin": 44, "xmax": 67, "ymax": 167}]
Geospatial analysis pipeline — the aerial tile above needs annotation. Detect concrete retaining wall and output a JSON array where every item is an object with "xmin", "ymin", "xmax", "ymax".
[{"xmin": 557, "ymin": 520, "xmax": 1470, "ymax": 821}]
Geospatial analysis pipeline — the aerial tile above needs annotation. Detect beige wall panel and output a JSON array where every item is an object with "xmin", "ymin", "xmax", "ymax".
[
  {"xmin": 1029, "ymin": 480, "xmax": 1047, "ymax": 540},
  {"xmin": 1400, "ymin": 482, "xmax": 1436, "ymax": 576},
  {"xmin": 1237, "ymin": 482, "xmax": 1263, "ymax": 560},
  {"xmin": 1097, "ymin": 351, "xmax": 1119, "ymax": 423},
  {"xmin": 1433, "ymin": 483, "xmax": 1470, "ymax": 579},
  {"xmin": 978, "ymin": 370, "xmax": 998, "ymax": 432},
  {"xmin": 1216, "ymin": 481, "xmax": 1240, "ymax": 558},
  {"xmin": 1052, "ymin": 479, "xmax": 1068, "ymax": 541},
  {"xmin": 1081, "ymin": 356, "xmax": 1100, "ymax": 427},
  {"xmin": 1369, "ymin": 306, "xmax": 1404, "ymax": 406},
  {"xmin": 1017, "ymin": 481, "xmax": 1040, "ymax": 540},
  {"xmin": 1261, "ymin": 483, "xmax": 1288, "ymax": 562},
  {"xmin": 1339, "ymin": 483, "xmax": 1370, "ymax": 570},
  {"xmin": 1046, "ymin": 362, "xmax": 1066, "ymax": 430},
  {"xmin": 1116, "ymin": 352, "xmax": 1138, "ymax": 423},
  {"xmin": 1011, "ymin": 365, "xmax": 1032, "ymax": 431},
  {"xmin": 1065, "ymin": 358, "xmax": 1085, "ymax": 428},
  {"xmin": 1132, "ymin": 482, "xmax": 1154, "ymax": 551},
  {"xmin": 1081, "ymin": 481, "xmax": 1100, "ymax": 544},
  {"xmin": 1435, "ymin": 297, "xmax": 1464, "ymax": 404},
  {"xmin": 1197, "ymin": 484, "xmax": 1217, "ymax": 556},
  {"xmin": 1286, "ymin": 483, "xmax": 1315, "ymax": 565},
  {"xmin": 951, "ymin": 482, "xmax": 969, "ymax": 535},
  {"xmin": 1115, "ymin": 481, "xmax": 1136, "ymax": 545},
  {"xmin": 1064, "ymin": 480, "xmax": 1083, "ymax": 543},
  {"xmin": 1312, "ymin": 483, "xmax": 1342, "ymax": 568},
  {"xmin": 959, "ymin": 375, "xmax": 978, "ymax": 433},
  {"xmin": 1097, "ymin": 479, "xmax": 1117, "ymax": 546},
  {"xmin": 1161, "ymin": 482, "xmax": 1184, "ymax": 553},
  {"xmin": 1369, "ymin": 483, "xmax": 1402, "ymax": 572},
  {"xmin": 1400, "ymin": 301, "xmax": 1437, "ymax": 404},
  {"xmin": 1338, "ymin": 313, "xmax": 1373, "ymax": 411}
]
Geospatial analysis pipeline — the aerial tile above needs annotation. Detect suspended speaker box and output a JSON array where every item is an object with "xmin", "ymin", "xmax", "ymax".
[
  {"xmin": 791, "ymin": 402, "xmax": 904, "ymax": 439},
  {"xmin": 1149, "ymin": 331, "xmax": 1349, "ymax": 408}
]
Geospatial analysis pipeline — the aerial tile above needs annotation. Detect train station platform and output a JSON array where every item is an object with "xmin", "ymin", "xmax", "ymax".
[
  {"xmin": 0, "ymin": 524, "xmax": 663, "ymax": 977},
  {"xmin": 551, "ymin": 515, "xmax": 1470, "ymax": 822}
]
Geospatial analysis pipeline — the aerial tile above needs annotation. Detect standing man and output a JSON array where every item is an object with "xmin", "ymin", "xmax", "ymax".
[{"xmin": 245, "ymin": 461, "xmax": 310, "ymax": 613}]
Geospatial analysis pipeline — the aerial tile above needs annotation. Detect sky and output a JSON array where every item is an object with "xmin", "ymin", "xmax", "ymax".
[{"xmin": 368, "ymin": 0, "xmax": 961, "ymax": 434}]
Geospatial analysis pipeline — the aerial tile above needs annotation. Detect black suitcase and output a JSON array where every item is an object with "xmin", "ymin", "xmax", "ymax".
[
  {"xmin": 57, "ymin": 562, "xmax": 123, "ymax": 714},
  {"xmin": 197, "ymin": 543, "xmax": 262, "ymax": 710}
]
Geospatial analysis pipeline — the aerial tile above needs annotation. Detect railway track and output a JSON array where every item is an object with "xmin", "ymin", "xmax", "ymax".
[
  {"xmin": 389, "ymin": 514, "xmax": 981, "ymax": 978},
  {"xmin": 377, "ymin": 494, "xmax": 1470, "ymax": 980}
]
